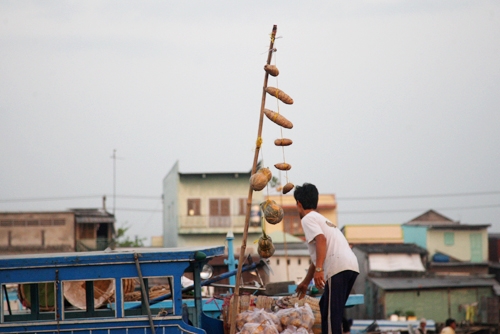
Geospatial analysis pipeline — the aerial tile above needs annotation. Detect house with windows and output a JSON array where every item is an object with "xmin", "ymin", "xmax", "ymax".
[
  {"xmin": 162, "ymin": 161, "xmax": 265, "ymax": 248},
  {"xmin": 0, "ymin": 201, "xmax": 115, "ymax": 255},
  {"xmin": 402, "ymin": 209, "xmax": 490, "ymax": 276},
  {"xmin": 347, "ymin": 243, "xmax": 428, "ymax": 319},
  {"xmin": 365, "ymin": 275, "xmax": 499, "ymax": 323}
]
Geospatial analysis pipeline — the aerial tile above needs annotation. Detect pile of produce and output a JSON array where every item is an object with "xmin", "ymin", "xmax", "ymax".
[
  {"xmin": 223, "ymin": 294, "xmax": 321, "ymax": 334},
  {"xmin": 235, "ymin": 303, "xmax": 315, "ymax": 334}
]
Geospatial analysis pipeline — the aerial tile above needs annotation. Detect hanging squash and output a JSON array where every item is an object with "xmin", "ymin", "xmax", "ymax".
[
  {"xmin": 260, "ymin": 199, "xmax": 284, "ymax": 225},
  {"xmin": 249, "ymin": 167, "xmax": 272, "ymax": 191},
  {"xmin": 257, "ymin": 232, "xmax": 275, "ymax": 258},
  {"xmin": 259, "ymin": 167, "xmax": 272, "ymax": 182}
]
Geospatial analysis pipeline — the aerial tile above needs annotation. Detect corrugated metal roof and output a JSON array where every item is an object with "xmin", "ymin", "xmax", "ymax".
[
  {"xmin": 369, "ymin": 276, "xmax": 499, "ymax": 290},
  {"xmin": 75, "ymin": 217, "xmax": 115, "ymax": 224},
  {"xmin": 430, "ymin": 262, "xmax": 489, "ymax": 267},
  {"xmin": 354, "ymin": 243, "xmax": 428, "ymax": 255},
  {"xmin": 71, "ymin": 208, "xmax": 115, "ymax": 224},
  {"xmin": 427, "ymin": 224, "xmax": 490, "ymax": 230}
]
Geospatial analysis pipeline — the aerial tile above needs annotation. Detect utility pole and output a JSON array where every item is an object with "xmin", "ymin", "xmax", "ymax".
[
  {"xmin": 110, "ymin": 150, "xmax": 125, "ymax": 215},
  {"xmin": 111, "ymin": 149, "xmax": 117, "ymax": 215}
]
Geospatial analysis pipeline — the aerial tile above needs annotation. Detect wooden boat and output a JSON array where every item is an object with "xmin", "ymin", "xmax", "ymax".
[{"xmin": 0, "ymin": 246, "xmax": 224, "ymax": 333}]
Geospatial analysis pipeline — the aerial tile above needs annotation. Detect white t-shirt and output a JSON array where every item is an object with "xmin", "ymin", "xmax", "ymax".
[{"xmin": 301, "ymin": 211, "xmax": 359, "ymax": 279}]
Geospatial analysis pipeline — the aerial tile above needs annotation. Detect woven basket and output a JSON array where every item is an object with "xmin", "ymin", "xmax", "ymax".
[
  {"xmin": 255, "ymin": 295, "xmax": 276, "ymax": 312},
  {"xmin": 64, "ymin": 279, "xmax": 116, "ymax": 310},
  {"xmin": 18, "ymin": 283, "xmax": 55, "ymax": 311}
]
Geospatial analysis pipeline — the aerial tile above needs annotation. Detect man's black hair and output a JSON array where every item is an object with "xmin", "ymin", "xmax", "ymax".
[
  {"xmin": 293, "ymin": 183, "xmax": 319, "ymax": 210},
  {"xmin": 445, "ymin": 318, "xmax": 456, "ymax": 327}
]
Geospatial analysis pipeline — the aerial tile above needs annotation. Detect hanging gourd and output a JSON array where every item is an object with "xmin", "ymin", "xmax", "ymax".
[
  {"xmin": 282, "ymin": 182, "xmax": 294, "ymax": 194},
  {"xmin": 274, "ymin": 138, "xmax": 293, "ymax": 146},
  {"xmin": 265, "ymin": 87, "xmax": 294, "ymax": 105},
  {"xmin": 249, "ymin": 167, "xmax": 272, "ymax": 191},
  {"xmin": 257, "ymin": 231, "xmax": 275, "ymax": 258},
  {"xmin": 264, "ymin": 64, "xmax": 279, "ymax": 77},
  {"xmin": 274, "ymin": 162, "xmax": 291, "ymax": 171},
  {"xmin": 264, "ymin": 109, "xmax": 293, "ymax": 129},
  {"xmin": 260, "ymin": 199, "xmax": 284, "ymax": 225}
]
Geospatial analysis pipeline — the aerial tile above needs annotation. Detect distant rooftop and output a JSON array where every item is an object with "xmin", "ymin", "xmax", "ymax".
[
  {"xmin": 404, "ymin": 209, "xmax": 458, "ymax": 226},
  {"xmin": 71, "ymin": 208, "xmax": 115, "ymax": 224},
  {"xmin": 267, "ymin": 231, "xmax": 305, "ymax": 244},
  {"xmin": 370, "ymin": 276, "xmax": 500, "ymax": 291},
  {"xmin": 354, "ymin": 243, "xmax": 428, "ymax": 255}
]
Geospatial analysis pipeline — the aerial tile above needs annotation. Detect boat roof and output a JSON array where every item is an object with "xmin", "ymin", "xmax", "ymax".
[{"xmin": 0, "ymin": 246, "xmax": 225, "ymax": 270}]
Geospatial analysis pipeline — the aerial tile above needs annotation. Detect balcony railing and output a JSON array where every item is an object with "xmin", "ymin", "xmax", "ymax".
[{"xmin": 179, "ymin": 214, "xmax": 261, "ymax": 233}]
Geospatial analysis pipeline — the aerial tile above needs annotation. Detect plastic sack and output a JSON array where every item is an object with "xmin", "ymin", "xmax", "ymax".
[
  {"xmin": 238, "ymin": 320, "xmax": 279, "ymax": 334},
  {"xmin": 236, "ymin": 308, "xmax": 280, "ymax": 332},
  {"xmin": 275, "ymin": 303, "xmax": 315, "ymax": 331},
  {"xmin": 281, "ymin": 325, "xmax": 312, "ymax": 334}
]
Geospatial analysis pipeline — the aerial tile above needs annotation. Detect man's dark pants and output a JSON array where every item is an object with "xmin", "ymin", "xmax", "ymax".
[{"xmin": 319, "ymin": 270, "xmax": 358, "ymax": 334}]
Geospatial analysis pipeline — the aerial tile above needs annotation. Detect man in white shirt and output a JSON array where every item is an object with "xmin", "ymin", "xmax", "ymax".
[
  {"xmin": 294, "ymin": 183, "xmax": 359, "ymax": 334},
  {"xmin": 440, "ymin": 319, "xmax": 456, "ymax": 334}
]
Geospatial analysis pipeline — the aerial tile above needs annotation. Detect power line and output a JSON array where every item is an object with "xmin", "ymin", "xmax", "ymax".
[
  {"xmin": 2, "ymin": 193, "xmax": 499, "ymax": 214},
  {"xmin": 0, "ymin": 195, "xmax": 162, "ymax": 203},
  {"xmin": 116, "ymin": 195, "xmax": 161, "ymax": 200},
  {"xmin": 115, "ymin": 207, "xmax": 162, "ymax": 212},
  {"xmin": 0, "ymin": 195, "xmax": 101, "ymax": 203},
  {"xmin": 339, "ymin": 203, "xmax": 500, "ymax": 215},
  {"xmin": 337, "ymin": 190, "xmax": 500, "ymax": 201}
]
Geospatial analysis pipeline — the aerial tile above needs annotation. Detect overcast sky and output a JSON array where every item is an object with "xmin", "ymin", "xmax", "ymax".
[{"xmin": 1, "ymin": 1, "xmax": 499, "ymax": 246}]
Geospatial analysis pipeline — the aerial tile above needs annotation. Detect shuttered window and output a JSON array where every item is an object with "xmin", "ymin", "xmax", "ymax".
[
  {"xmin": 209, "ymin": 199, "xmax": 229, "ymax": 216},
  {"xmin": 238, "ymin": 198, "xmax": 247, "ymax": 216},
  {"xmin": 209, "ymin": 198, "xmax": 230, "ymax": 227}
]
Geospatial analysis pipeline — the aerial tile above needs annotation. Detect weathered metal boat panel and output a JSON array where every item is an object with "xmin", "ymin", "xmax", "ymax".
[{"xmin": 0, "ymin": 246, "xmax": 224, "ymax": 334}]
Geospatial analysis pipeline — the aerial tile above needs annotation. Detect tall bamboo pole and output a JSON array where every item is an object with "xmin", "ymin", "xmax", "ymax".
[{"xmin": 229, "ymin": 24, "xmax": 277, "ymax": 334}]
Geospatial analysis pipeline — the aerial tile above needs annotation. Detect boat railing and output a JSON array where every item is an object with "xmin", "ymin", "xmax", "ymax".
[{"xmin": 0, "ymin": 246, "xmax": 224, "ymax": 334}]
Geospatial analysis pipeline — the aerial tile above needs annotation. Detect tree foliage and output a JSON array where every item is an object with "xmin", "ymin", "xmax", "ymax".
[{"xmin": 114, "ymin": 222, "xmax": 146, "ymax": 248}]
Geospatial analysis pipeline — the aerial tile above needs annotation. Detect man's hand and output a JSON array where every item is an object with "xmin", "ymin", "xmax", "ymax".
[
  {"xmin": 313, "ymin": 271, "xmax": 325, "ymax": 289},
  {"xmin": 295, "ymin": 281, "xmax": 308, "ymax": 299}
]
